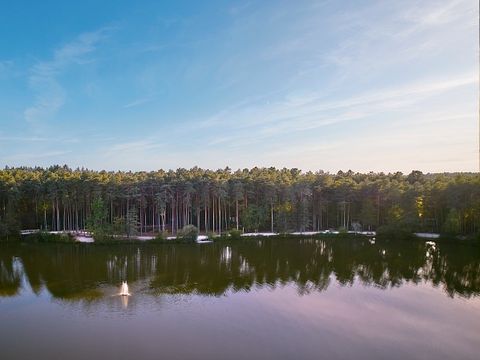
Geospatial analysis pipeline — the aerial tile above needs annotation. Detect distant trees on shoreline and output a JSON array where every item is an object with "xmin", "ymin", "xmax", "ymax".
[{"xmin": 0, "ymin": 165, "xmax": 479, "ymax": 237}]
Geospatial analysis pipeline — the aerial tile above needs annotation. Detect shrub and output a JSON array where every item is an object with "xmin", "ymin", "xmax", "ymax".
[
  {"xmin": 206, "ymin": 231, "xmax": 217, "ymax": 240},
  {"xmin": 26, "ymin": 231, "xmax": 76, "ymax": 243},
  {"xmin": 228, "ymin": 229, "xmax": 242, "ymax": 240},
  {"xmin": 91, "ymin": 231, "xmax": 114, "ymax": 243},
  {"xmin": 338, "ymin": 226, "xmax": 348, "ymax": 234},
  {"xmin": 153, "ymin": 231, "xmax": 170, "ymax": 242},
  {"xmin": 177, "ymin": 225, "xmax": 199, "ymax": 243}
]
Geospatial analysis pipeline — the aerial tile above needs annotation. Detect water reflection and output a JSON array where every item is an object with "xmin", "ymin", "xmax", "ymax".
[
  {"xmin": 0, "ymin": 257, "xmax": 22, "ymax": 297},
  {"xmin": 0, "ymin": 238, "xmax": 479, "ymax": 302}
]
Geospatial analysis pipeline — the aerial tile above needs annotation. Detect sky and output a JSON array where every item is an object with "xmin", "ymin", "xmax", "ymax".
[{"xmin": 0, "ymin": 0, "xmax": 478, "ymax": 173}]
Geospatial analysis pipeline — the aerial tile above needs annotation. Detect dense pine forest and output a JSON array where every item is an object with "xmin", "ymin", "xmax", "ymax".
[{"xmin": 0, "ymin": 166, "xmax": 479, "ymax": 239}]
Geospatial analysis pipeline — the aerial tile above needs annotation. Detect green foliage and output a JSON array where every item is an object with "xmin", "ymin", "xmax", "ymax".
[
  {"xmin": 206, "ymin": 231, "xmax": 217, "ymax": 240},
  {"xmin": 443, "ymin": 209, "xmax": 461, "ymax": 234},
  {"xmin": 125, "ymin": 208, "xmax": 139, "ymax": 238},
  {"xmin": 25, "ymin": 231, "xmax": 75, "ymax": 243},
  {"xmin": 274, "ymin": 201, "xmax": 293, "ymax": 233},
  {"xmin": 154, "ymin": 231, "xmax": 169, "ymax": 241},
  {"xmin": 112, "ymin": 216, "xmax": 126, "ymax": 235},
  {"xmin": 86, "ymin": 197, "xmax": 110, "ymax": 242},
  {"xmin": 387, "ymin": 204, "xmax": 404, "ymax": 223},
  {"xmin": 177, "ymin": 225, "xmax": 199, "ymax": 243},
  {"xmin": 359, "ymin": 199, "xmax": 377, "ymax": 229},
  {"xmin": 242, "ymin": 205, "xmax": 267, "ymax": 232},
  {"xmin": 0, "ymin": 202, "xmax": 20, "ymax": 240},
  {"xmin": 228, "ymin": 229, "xmax": 242, "ymax": 240},
  {"xmin": 338, "ymin": 226, "xmax": 348, "ymax": 234},
  {"xmin": 0, "ymin": 166, "xmax": 479, "ymax": 239}
]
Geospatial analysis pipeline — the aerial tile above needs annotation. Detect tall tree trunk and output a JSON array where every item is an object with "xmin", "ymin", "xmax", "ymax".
[
  {"xmin": 271, "ymin": 203, "xmax": 274, "ymax": 233},
  {"xmin": 204, "ymin": 205, "xmax": 208, "ymax": 232},
  {"xmin": 236, "ymin": 199, "xmax": 239, "ymax": 230},
  {"xmin": 218, "ymin": 197, "xmax": 221, "ymax": 234},
  {"xmin": 51, "ymin": 201, "xmax": 55, "ymax": 231},
  {"xmin": 212, "ymin": 197, "xmax": 215, "ymax": 234},
  {"xmin": 377, "ymin": 194, "xmax": 380, "ymax": 228},
  {"xmin": 56, "ymin": 198, "xmax": 60, "ymax": 231},
  {"xmin": 197, "ymin": 206, "xmax": 200, "ymax": 230}
]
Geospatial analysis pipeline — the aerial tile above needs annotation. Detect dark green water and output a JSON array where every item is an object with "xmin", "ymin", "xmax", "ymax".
[{"xmin": 1, "ymin": 238, "xmax": 479, "ymax": 360}]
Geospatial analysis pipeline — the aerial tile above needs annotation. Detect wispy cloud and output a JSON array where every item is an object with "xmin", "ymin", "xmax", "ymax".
[
  {"xmin": 200, "ymin": 0, "xmax": 476, "ymax": 138},
  {"xmin": 321, "ymin": 0, "xmax": 476, "ymax": 83},
  {"xmin": 24, "ymin": 28, "xmax": 113, "ymax": 123},
  {"xmin": 0, "ymin": 135, "xmax": 79, "ymax": 143},
  {"xmin": 0, "ymin": 135, "xmax": 50, "ymax": 142},
  {"xmin": 255, "ymin": 109, "xmax": 477, "ymax": 173},
  {"xmin": 103, "ymin": 139, "xmax": 164, "ymax": 158},
  {"xmin": 401, "ymin": 0, "xmax": 470, "ymax": 29},
  {"xmin": 2, "ymin": 1, "xmax": 475, "ymax": 172},
  {"xmin": 80, "ymin": 139, "xmax": 168, "ymax": 171},
  {"xmin": 200, "ymin": 72, "xmax": 475, "ymax": 135},
  {"xmin": 0, "ymin": 60, "xmax": 14, "ymax": 77},
  {"xmin": 3, "ymin": 150, "xmax": 72, "ymax": 162},
  {"xmin": 123, "ymin": 98, "xmax": 151, "ymax": 108}
]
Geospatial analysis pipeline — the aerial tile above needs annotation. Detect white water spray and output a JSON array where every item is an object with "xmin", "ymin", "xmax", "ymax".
[{"xmin": 120, "ymin": 281, "xmax": 130, "ymax": 296}]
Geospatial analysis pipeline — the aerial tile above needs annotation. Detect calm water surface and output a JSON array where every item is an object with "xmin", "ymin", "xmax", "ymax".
[{"xmin": 1, "ymin": 238, "xmax": 479, "ymax": 360}]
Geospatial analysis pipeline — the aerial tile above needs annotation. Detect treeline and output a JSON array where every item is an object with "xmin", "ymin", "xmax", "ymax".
[{"xmin": 0, "ymin": 165, "xmax": 479, "ymax": 237}]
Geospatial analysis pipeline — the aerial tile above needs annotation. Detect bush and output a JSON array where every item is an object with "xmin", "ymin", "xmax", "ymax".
[
  {"xmin": 338, "ymin": 226, "xmax": 348, "ymax": 234},
  {"xmin": 26, "ymin": 231, "xmax": 76, "ymax": 243},
  {"xmin": 154, "ymin": 231, "xmax": 167, "ymax": 241},
  {"xmin": 228, "ymin": 229, "xmax": 242, "ymax": 240},
  {"xmin": 206, "ymin": 231, "xmax": 217, "ymax": 240},
  {"xmin": 177, "ymin": 225, "xmax": 199, "ymax": 243},
  {"xmin": 91, "ymin": 232, "xmax": 114, "ymax": 243}
]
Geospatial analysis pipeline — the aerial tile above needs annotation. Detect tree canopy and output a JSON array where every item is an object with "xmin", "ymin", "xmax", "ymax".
[{"xmin": 0, "ymin": 165, "xmax": 478, "ymax": 237}]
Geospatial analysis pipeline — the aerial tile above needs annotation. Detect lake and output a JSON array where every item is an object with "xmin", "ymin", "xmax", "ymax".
[{"xmin": 1, "ymin": 238, "xmax": 479, "ymax": 360}]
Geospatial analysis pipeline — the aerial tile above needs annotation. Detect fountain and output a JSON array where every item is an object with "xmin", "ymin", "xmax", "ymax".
[{"xmin": 120, "ymin": 281, "xmax": 130, "ymax": 296}]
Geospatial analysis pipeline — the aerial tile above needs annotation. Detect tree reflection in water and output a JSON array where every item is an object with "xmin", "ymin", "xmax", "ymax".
[{"xmin": 0, "ymin": 238, "xmax": 479, "ymax": 302}]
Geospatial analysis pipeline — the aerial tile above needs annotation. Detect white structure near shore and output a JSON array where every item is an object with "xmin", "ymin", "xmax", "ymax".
[
  {"xmin": 22, "ymin": 229, "xmax": 378, "ymax": 243},
  {"xmin": 414, "ymin": 233, "xmax": 440, "ymax": 239}
]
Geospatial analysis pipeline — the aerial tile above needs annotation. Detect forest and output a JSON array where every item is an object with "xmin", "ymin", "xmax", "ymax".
[{"xmin": 0, "ymin": 165, "xmax": 479, "ymax": 239}]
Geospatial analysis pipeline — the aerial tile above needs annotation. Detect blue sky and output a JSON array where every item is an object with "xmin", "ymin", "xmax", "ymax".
[{"xmin": 0, "ymin": 0, "xmax": 478, "ymax": 172}]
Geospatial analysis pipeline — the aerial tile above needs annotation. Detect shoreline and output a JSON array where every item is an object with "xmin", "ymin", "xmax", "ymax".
[
  {"xmin": 4, "ymin": 230, "xmax": 476, "ymax": 245},
  {"xmin": 19, "ymin": 229, "xmax": 377, "ymax": 243}
]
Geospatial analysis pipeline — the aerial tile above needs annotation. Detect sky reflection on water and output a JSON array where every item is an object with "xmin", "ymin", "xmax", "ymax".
[{"xmin": 0, "ymin": 238, "xmax": 479, "ymax": 360}]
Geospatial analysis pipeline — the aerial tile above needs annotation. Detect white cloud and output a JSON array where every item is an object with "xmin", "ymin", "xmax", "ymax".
[
  {"xmin": 123, "ymin": 98, "xmax": 151, "ymax": 108},
  {"xmin": 0, "ymin": 60, "xmax": 14, "ymax": 77},
  {"xmin": 3, "ymin": 150, "xmax": 72, "ymax": 162},
  {"xmin": 103, "ymin": 139, "xmax": 165, "ymax": 158},
  {"xmin": 24, "ymin": 28, "xmax": 112, "ymax": 123},
  {"xmin": 4, "ymin": 1, "xmax": 477, "ymax": 173},
  {"xmin": 255, "ymin": 112, "xmax": 477, "ymax": 173},
  {"xmin": 199, "ymin": 72, "xmax": 475, "ymax": 135},
  {"xmin": 321, "ymin": 0, "xmax": 476, "ymax": 84},
  {"xmin": 0, "ymin": 135, "xmax": 79, "ymax": 143}
]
